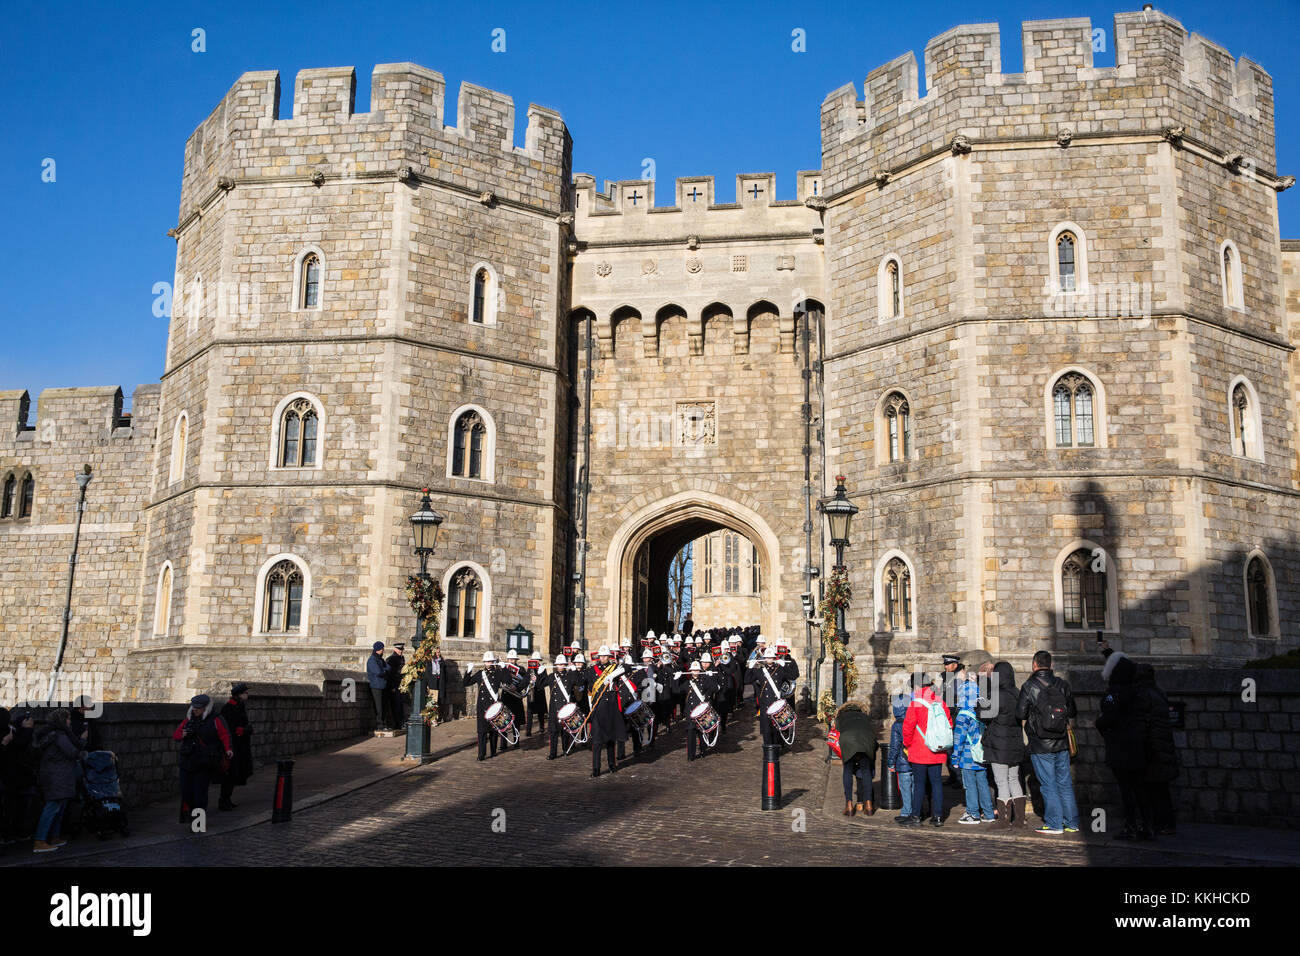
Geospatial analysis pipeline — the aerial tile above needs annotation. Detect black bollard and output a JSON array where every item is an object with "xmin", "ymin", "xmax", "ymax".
[
  {"xmin": 271, "ymin": 759, "xmax": 294, "ymax": 823},
  {"xmin": 761, "ymin": 744, "xmax": 782, "ymax": 810},
  {"xmin": 880, "ymin": 765, "xmax": 901, "ymax": 811}
]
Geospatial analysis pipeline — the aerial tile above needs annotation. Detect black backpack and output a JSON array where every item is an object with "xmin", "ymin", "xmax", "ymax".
[{"xmin": 1034, "ymin": 676, "xmax": 1070, "ymax": 738}]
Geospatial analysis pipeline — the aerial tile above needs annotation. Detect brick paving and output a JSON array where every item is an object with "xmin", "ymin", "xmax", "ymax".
[{"xmin": 12, "ymin": 701, "xmax": 1298, "ymax": 867}]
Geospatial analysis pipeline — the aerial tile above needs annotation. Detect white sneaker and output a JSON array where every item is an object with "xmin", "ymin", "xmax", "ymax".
[{"xmin": 958, "ymin": 813, "xmax": 981, "ymax": 825}]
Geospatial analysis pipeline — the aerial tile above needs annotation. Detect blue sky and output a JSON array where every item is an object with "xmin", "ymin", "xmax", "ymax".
[{"xmin": 3, "ymin": 0, "xmax": 1298, "ymax": 406}]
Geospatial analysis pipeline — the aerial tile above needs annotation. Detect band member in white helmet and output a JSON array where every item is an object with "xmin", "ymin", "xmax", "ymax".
[
  {"xmin": 674, "ymin": 660, "xmax": 720, "ymax": 762},
  {"xmin": 540, "ymin": 654, "xmax": 578, "ymax": 759},
  {"xmin": 747, "ymin": 646, "xmax": 799, "ymax": 749},
  {"xmin": 525, "ymin": 651, "xmax": 547, "ymax": 737},
  {"xmin": 572, "ymin": 652, "xmax": 590, "ymax": 713},
  {"xmin": 589, "ymin": 646, "xmax": 627, "ymax": 777},
  {"xmin": 464, "ymin": 651, "xmax": 506, "ymax": 761},
  {"xmin": 501, "ymin": 649, "xmax": 526, "ymax": 746}
]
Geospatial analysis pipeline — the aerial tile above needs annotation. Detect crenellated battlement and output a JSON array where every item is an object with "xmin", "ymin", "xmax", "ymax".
[
  {"xmin": 821, "ymin": 9, "xmax": 1276, "ymax": 196},
  {"xmin": 572, "ymin": 171, "xmax": 824, "ymax": 244},
  {"xmin": 179, "ymin": 63, "xmax": 571, "ymax": 223}
]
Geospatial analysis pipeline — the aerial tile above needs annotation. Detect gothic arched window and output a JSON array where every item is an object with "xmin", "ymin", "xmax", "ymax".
[
  {"xmin": 884, "ymin": 557, "xmax": 912, "ymax": 632},
  {"xmin": 1061, "ymin": 548, "xmax": 1107, "ymax": 629},
  {"xmin": 279, "ymin": 398, "xmax": 318, "ymax": 468},
  {"xmin": 1057, "ymin": 232, "xmax": 1077, "ymax": 292},
  {"xmin": 18, "ymin": 473, "xmax": 33, "ymax": 518},
  {"xmin": 884, "ymin": 392, "xmax": 911, "ymax": 462},
  {"xmin": 1052, "ymin": 372, "xmax": 1095, "ymax": 448},
  {"xmin": 1, "ymin": 473, "xmax": 14, "ymax": 519},
  {"xmin": 263, "ymin": 559, "xmax": 305, "ymax": 633},
  {"xmin": 1247, "ymin": 556, "xmax": 1271, "ymax": 637},
  {"xmin": 451, "ymin": 410, "xmax": 487, "ymax": 479},
  {"xmin": 445, "ymin": 567, "xmax": 482, "ymax": 639},
  {"xmin": 472, "ymin": 269, "xmax": 488, "ymax": 324},
  {"xmin": 301, "ymin": 254, "xmax": 321, "ymax": 308}
]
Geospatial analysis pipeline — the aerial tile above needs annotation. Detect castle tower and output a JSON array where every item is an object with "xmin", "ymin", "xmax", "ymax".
[
  {"xmin": 133, "ymin": 65, "xmax": 572, "ymax": 697},
  {"xmin": 820, "ymin": 9, "xmax": 1295, "ymax": 675}
]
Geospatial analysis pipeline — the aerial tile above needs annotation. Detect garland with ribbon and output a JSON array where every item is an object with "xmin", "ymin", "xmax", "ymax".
[
  {"xmin": 399, "ymin": 575, "xmax": 444, "ymax": 722},
  {"xmin": 817, "ymin": 566, "xmax": 858, "ymax": 722}
]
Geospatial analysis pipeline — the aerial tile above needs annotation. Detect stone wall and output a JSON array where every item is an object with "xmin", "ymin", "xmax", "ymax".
[
  {"xmin": 58, "ymin": 670, "xmax": 373, "ymax": 809},
  {"xmin": 1070, "ymin": 667, "xmax": 1300, "ymax": 829}
]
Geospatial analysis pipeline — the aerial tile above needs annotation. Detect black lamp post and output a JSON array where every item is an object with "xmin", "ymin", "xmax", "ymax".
[
  {"xmin": 48, "ymin": 464, "xmax": 92, "ymax": 703},
  {"xmin": 817, "ymin": 475, "xmax": 858, "ymax": 707},
  {"xmin": 405, "ymin": 488, "xmax": 443, "ymax": 762}
]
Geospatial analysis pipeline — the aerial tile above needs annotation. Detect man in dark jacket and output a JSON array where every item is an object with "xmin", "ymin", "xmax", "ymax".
[
  {"xmin": 1096, "ymin": 652, "xmax": 1151, "ymax": 839},
  {"xmin": 384, "ymin": 644, "xmax": 407, "ymax": 729},
  {"xmin": 675, "ymin": 661, "xmax": 719, "ymax": 762},
  {"xmin": 366, "ymin": 641, "xmax": 389, "ymax": 729},
  {"xmin": 1016, "ymin": 651, "xmax": 1080, "ymax": 834},
  {"xmin": 218, "ymin": 684, "xmax": 254, "ymax": 811},
  {"xmin": 172, "ymin": 695, "xmax": 232, "ymax": 825},
  {"xmin": 525, "ymin": 652, "xmax": 548, "ymax": 737},
  {"xmin": 541, "ymin": 655, "xmax": 578, "ymax": 759},
  {"xmin": 588, "ymin": 647, "xmax": 628, "ymax": 776},
  {"xmin": 747, "ymin": 648, "xmax": 798, "ymax": 748}
]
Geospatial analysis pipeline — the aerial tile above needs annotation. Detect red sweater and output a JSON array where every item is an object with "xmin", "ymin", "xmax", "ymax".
[{"xmin": 901, "ymin": 686, "xmax": 952, "ymax": 765}]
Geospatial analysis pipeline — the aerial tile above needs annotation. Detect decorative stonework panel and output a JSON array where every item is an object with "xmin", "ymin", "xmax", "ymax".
[{"xmin": 675, "ymin": 401, "xmax": 717, "ymax": 446}]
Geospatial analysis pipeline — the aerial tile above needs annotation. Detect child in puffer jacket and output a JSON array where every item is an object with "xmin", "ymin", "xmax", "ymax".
[
  {"xmin": 953, "ymin": 671, "xmax": 995, "ymax": 824},
  {"xmin": 887, "ymin": 692, "xmax": 914, "ymax": 823}
]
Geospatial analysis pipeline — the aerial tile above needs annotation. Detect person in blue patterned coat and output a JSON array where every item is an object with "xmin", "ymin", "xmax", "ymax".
[{"xmin": 953, "ymin": 668, "xmax": 995, "ymax": 824}]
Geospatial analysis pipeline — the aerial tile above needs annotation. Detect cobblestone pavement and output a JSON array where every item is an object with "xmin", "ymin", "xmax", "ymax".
[{"xmin": 21, "ymin": 701, "xmax": 1296, "ymax": 867}]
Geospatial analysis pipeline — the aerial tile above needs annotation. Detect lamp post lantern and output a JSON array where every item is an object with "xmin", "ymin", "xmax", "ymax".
[
  {"xmin": 817, "ymin": 475, "xmax": 858, "ymax": 707},
  {"xmin": 405, "ymin": 488, "xmax": 443, "ymax": 761}
]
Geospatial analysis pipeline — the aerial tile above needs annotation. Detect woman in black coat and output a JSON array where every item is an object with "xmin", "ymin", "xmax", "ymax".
[
  {"xmin": 218, "ymin": 684, "xmax": 254, "ymax": 811},
  {"xmin": 1135, "ymin": 663, "xmax": 1179, "ymax": 835},
  {"xmin": 834, "ymin": 702, "xmax": 878, "ymax": 816},
  {"xmin": 1095, "ymin": 653, "xmax": 1153, "ymax": 840},
  {"xmin": 977, "ymin": 661, "xmax": 1028, "ymax": 829}
]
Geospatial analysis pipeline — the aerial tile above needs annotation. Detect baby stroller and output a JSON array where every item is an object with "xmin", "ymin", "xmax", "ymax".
[{"xmin": 77, "ymin": 751, "xmax": 129, "ymax": 839}]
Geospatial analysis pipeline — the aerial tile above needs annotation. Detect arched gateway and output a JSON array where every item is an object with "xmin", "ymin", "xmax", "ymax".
[{"xmin": 602, "ymin": 491, "xmax": 785, "ymax": 647}]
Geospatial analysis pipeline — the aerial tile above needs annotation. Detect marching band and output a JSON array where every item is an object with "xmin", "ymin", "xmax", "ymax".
[{"xmin": 458, "ymin": 627, "xmax": 801, "ymax": 774}]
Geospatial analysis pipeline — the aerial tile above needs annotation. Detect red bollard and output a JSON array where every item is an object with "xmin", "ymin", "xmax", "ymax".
[
  {"xmin": 271, "ymin": 759, "xmax": 294, "ymax": 823},
  {"xmin": 761, "ymin": 744, "xmax": 782, "ymax": 810}
]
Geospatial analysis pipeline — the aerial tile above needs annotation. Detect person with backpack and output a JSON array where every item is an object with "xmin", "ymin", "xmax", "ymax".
[
  {"xmin": 953, "ymin": 667, "xmax": 994, "ymax": 824},
  {"xmin": 901, "ymin": 671, "xmax": 953, "ymax": 827},
  {"xmin": 977, "ymin": 661, "xmax": 1028, "ymax": 830},
  {"xmin": 888, "ymin": 692, "xmax": 915, "ymax": 825},
  {"xmin": 1016, "ymin": 650, "xmax": 1080, "ymax": 835}
]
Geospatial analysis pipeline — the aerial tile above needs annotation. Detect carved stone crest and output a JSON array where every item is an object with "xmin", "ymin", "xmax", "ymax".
[
  {"xmin": 1161, "ymin": 125, "xmax": 1186, "ymax": 146},
  {"xmin": 675, "ymin": 401, "xmax": 717, "ymax": 446},
  {"xmin": 310, "ymin": 169, "xmax": 326, "ymax": 187},
  {"xmin": 686, "ymin": 257, "xmax": 703, "ymax": 274},
  {"xmin": 641, "ymin": 258, "xmax": 658, "ymax": 276},
  {"xmin": 595, "ymin": 261, "xmax": 612, "ymax": 277}
]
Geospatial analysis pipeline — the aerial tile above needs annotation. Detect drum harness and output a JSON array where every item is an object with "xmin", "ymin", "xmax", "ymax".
[
  {"xmin": 552, "ymin": 670, "xmax": 590, "ymax": 753},
  {"xmin": 762, "ymin": 664, "xmax": 797, "ymax": 746},
  {"xmin": 481, "ymin": 667, "xmax": 520, "ymax": 745},
  {"xmin": 688, "ymin": 678, "xmax": 720, "ymax": 748}
]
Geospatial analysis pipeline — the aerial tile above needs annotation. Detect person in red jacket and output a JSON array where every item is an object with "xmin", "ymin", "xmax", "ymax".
[{"xmin": 901, "ymin": 673, "xmax": 952, "ymax": 827}]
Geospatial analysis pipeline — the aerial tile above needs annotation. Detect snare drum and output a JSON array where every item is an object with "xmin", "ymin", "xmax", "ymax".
[
  {"xmin": 690, "ymin": 702, "xmax": 720, "ymax": 736},
  {"xmin": 557, "ymin": 702, "xmax": 586, "ymax": 737},
  {"xmin": 766, "ymin": 699, "xmax": 796, "ymax": 734},
  {"xmin": 485, "ymin": 701, "xmax": 515, "ymax": 736},
  {"xmin": 624, "ymin": 699, "xmax": 653, "ymax": 734}
]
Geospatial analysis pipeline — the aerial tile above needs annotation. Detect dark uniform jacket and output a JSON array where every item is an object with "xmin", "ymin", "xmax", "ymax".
[
  {"xmin": 464, "ymin": 665, "xmax": 506, "ymax": 734},
  {"xmin": 747, "ymin": 660, "xmax": 797, "ymax": 714},
  {"xmin": 219, "ymin": 697, "xmax": 254, "ymax": 786},
  {"xmin": 673, "ymin": 671, "xmax": 719, "ymax": 714},
  {"xmin": 588, "ymin": 663, "xmax": 628, "ymax": 744},
  {"xmin": 540, "ymin": 669, "xmax": 579, "ymax": 717}
]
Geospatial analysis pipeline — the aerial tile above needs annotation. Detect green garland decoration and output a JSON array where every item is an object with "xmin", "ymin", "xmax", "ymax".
[
  {"xmin": 817, "ymin": 566, "xmax": 858, "ymax": 722},
  {"xmin": 399, "ymin": 576, "xmax": 444, "ymax": 723}
]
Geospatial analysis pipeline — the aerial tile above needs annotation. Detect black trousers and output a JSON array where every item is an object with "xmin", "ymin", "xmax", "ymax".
[
  {"xmin": 687, "ymin": 723, "xmax": 711, "ymax": 759},
  {"xmin": 1146, "ymin": 781, "xmax": 1176, "ymax": 831},
  {"xmin": 1114, "ymin": 768, "xmax": 1153, "ymax": 833},
  {"xmin": 370, "ymin": 687, "xmax": 386, "ymax": 727},
  {"xmin": 592, "ymin": 741, "xmax": 616, "ymax": 773},
  {"xmin": 843, "ymin": 754, "xmax": 875, "ymax": 803},
  {"xmin": 477, "ymin": 727, "xmax": 499, "ymax": 759},
  {"xmin": 527, "ymin": 702, "xmax": 547, "ymax": 735},
  {"xmin": 548, "ymin": 717, "xmax": 571, "ymax": 757}
]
